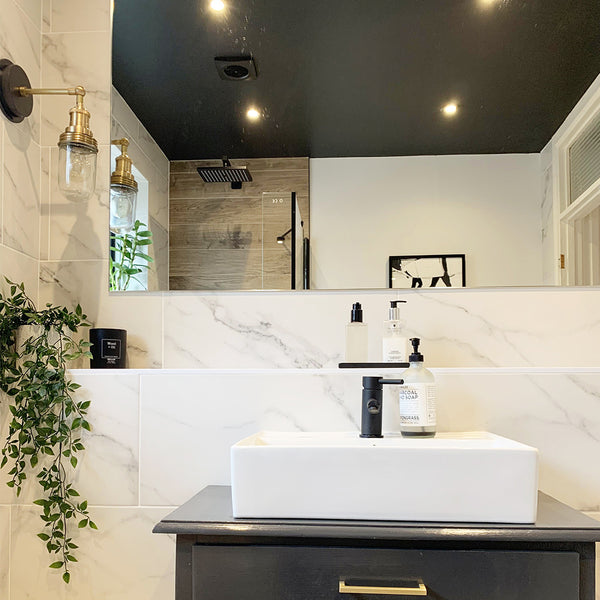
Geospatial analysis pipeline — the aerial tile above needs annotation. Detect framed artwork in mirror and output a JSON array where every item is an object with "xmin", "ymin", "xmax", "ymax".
[{"xmin": 389, "ymin": 254, "xmax": 466, "ymax": 289}]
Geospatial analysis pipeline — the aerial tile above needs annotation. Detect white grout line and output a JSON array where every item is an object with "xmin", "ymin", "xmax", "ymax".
[
  {"xmin": 11, "ymin": 503, "xmax": 178, "ymax": 510},
  {"xmin": 68, "ymin": 366, "xmax": 600, "ymax": 375},
  {"xmin": 7, "ymin": 505, "xmax": 11, "ymax": 600},
  {"xmin": 160, "ymin": 294, "xmax": 165, "ymax": 368},
  {"xmin": 137, "ymin": 373, "xmax": 142, "ymax": 507},
  {"xmin": 41, "ymin": 28, "xmax": 110, "ymax": 35}
]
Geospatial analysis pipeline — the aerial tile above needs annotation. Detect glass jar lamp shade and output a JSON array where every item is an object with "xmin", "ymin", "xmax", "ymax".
[
  {"xmin": 58, "ymin": 142, "xmax": 97, "ymax": 202},
  {"xmin": 110, "ymin": 183, "xmax": 138, "ymax": 234}
]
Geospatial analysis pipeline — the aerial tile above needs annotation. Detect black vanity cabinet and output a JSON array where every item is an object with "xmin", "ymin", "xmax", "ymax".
[{"xmin": 154, "ymin": 486, "xmax": 600, "ymax": 600}]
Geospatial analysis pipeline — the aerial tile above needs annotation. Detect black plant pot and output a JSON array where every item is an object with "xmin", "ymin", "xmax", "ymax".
[{"xmin": 89, "ymin": 328, "xmax": 127, "ymax": 368}]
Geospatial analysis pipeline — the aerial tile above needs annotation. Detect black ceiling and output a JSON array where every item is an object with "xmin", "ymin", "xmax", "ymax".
[{"xmin": 112, "ymin": 0, "xmax": 600, "ymax": 160}]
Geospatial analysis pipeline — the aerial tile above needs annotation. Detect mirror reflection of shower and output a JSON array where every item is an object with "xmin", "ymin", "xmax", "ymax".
[{"xmin": 277, "ymin": 228, "xmax": 292, "ymax": 244}]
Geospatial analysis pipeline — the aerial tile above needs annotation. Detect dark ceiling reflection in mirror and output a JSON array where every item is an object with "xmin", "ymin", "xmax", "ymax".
[{"xmin": 110, "ymin": 0, "xmax": 600, "ymax": 291}]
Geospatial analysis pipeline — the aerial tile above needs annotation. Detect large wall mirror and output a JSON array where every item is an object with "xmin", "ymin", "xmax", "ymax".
[{"xmin": 110, "ymin": 0, "xmax": 600, "ymax": 292}]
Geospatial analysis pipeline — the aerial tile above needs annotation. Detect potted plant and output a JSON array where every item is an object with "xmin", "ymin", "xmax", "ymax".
[
  {"xmin": 110, "ymin": 219, "xmax": 154, "ymax": 291},
  {"xmin": 0, "ymin": 280, "xmax": 96, "ymax": 583}
]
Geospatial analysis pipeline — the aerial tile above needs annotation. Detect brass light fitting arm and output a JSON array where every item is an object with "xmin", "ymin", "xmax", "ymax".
[
  {"xmin": 0, "ymin": 60, "xmax": 97, "ymax": 152},
  {"xmin": 111, "ymin": 138, "xmax": 130, "ymax": 149},
  {"xmin": 15, "ymin": 85, "xmax": 87, "ymax": 109},
  {"xmin": 16, "ymin": 85, "xmax": 87, "ymax": 97}
]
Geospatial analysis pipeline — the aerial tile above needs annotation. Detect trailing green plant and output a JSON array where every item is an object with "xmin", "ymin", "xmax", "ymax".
[
  {"xmin": 110, "ymin": 219, "xmax": 154, "ymax": 291},
  {"xmin": 0, "ymin": 280, "xmax": 96, "ymax": 584}
]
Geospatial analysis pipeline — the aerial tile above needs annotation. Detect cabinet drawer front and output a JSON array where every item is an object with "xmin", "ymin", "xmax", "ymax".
[{"xmin": 191, "ymin": 545, "xmax": 579, "ymax": 600}]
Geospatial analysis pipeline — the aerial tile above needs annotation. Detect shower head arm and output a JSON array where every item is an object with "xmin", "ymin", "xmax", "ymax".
[{"xmin": 277, "ymin": 228, "xmax": 293, "ymax": 243}]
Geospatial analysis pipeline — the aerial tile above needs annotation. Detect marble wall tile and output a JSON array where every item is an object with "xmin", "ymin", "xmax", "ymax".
[
  {"xmin": 0, "ymin": 505, "xmax": 9, "ymax": 600},
  {"xmin": 0, "ymin": 0, "xmax": 42, "ymax": 140},
  {"xmin": 434, "ymin": 371, "xmax": 600, "ymax": 512},
  {"xmin": 69, "ymin": 372, "xmax": 140, "ymax": 505},
  {"xmin": 0, "ymin": 372, "xmax": 140, "ymax": 506},
  {"xmin": 39, "ymin": 259, "xmax": 164, "ymax": 368},
  {"xmin": 3, "ymin": 123, "xmax": 40, "ymax": 259},
  {"xmin": 50, "ymin": 0, "xmax": 110, "ymax": 32},
  {"xmin": 42, "ymin": 0, "xmax": 50, "ymax": 32},
  {"xmin": 94, "ymin": 293, "xmax": 164, "ymax": 369},
  {"xmin": 149, "ymin": 166, "xmax": 169, "ymax": 229},
  {"xmin": 138, "ymin": 124, "xmax": 169, "ymax": 175},
  {"xmin": 139, "ymin": 371, "xmax": 361, "ymax": 505},
  {"xmin": 10, "ymin": 505, "xmax": 175, "ymax": 600},
  {"xmin": 15, "ymin": 0, "xmax": 42, "ymax": 29},
  {"xmin": 138, "ymin": 369, "xmax": 600, "ymax": 511},
  {"xmin": 110, "ymin": 87, "xmax": 140, "ymax": 141},
  {"xmin": 165, "ymin": 289, "xmax": 600, "ymax": 369},
  {"xmin": 39, "ymin": 259, "xmax": 105, "ymax": 325},
  {"xmin": 40, "ymin": 146, "xmax": 50, "ymax": 259},
  {"xmin": 0, "ymin": 245, "xmax": 39, "ymax": 302},
  {"xmin": 163, "ymin": 294, "xmax": 338, "ymax": 368},
  {"xmin": 47, "ymin": 145, "xmax": 109, "ymax": 260},
  {"xmin": 41, "ymin": 31, "xmax": 111, "ymax": 147}
]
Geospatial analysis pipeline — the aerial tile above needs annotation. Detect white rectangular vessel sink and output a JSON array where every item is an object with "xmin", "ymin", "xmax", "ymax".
[{"xmin": 231, "ymin": 431, "xmax": 539, "ymax": 523}]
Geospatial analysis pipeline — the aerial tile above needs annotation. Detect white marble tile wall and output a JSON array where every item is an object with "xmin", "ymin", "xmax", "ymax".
[
  {"xmin": 0, "ymin": 0, "xmax": 42, "ymax": 300},
  {"xmin": 4, "ymin": 367, "xmax": 600, "ymax": 599},
  {"xmin": 38, "ymin": 0, "xmax": 112, "ymax": 320},
  {"xmin": 162, "ymin": 287, "xmax": 600, "ymax": 369}
]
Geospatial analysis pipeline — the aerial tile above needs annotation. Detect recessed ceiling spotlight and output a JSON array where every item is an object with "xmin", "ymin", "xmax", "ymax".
[
  {"xmin": 442, "ymin": 103, "xmax": 458, "ymax": 116},
  {"xmin": 210, "ymin": 0, "xmax": 225, "ymax": 11},
  {"xmin": 246, "ymin": 108, "xmax": 261, "ymax": 121}
]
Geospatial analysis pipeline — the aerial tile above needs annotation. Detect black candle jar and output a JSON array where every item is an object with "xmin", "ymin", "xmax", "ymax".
[{"xmin": 89, "ymin": 328, "xmax": 127, "ymax": 368}]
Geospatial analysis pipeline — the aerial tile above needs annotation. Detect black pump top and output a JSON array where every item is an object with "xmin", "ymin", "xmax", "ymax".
[
  {"xmin": 350, "ymin": 302, "xmax": 363, "ymax": 323},
  {"xmin": 390, "ymin": 300, "xmax": 407, "ymax": 308},
  {"xmin": 409, "ymin": 337, "xmax": 424, "ymax": 362}
]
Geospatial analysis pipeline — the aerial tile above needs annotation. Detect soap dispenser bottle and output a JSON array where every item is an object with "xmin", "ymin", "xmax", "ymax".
[
  {"xmin": 382, "ymin": 300, "xmax": 408, "ymax": 362},
  {"xmin": 398, "ymin": 338, "xmax": 436, "ymax": 437},
  {"xmin": 345, "ymin": 302, "xmax": 368, "ymax": 362}
]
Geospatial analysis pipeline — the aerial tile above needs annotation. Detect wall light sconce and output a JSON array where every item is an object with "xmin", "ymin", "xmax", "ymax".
[
  {"xmin": 276, "ymin": 228, "xmax": 292, "ymax": 244},
  {"xmin": 0, "ymin": 59, "xmax": 98, "ymax": 202},
  {"xmin": 110, "ymin": 138, "xmax": 138, "ymax": 234}
]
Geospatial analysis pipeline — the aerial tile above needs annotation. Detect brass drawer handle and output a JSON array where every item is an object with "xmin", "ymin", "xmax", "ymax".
[{"xmin": 339, "ymin": 580, "xmax": 427, "ymax": 596}]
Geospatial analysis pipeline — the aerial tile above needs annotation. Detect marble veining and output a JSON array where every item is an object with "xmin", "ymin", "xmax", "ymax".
[
  {"xmin": 2, "ymin": 125, "xmax": 41, "ymax": 259},
  {"xmin": 10, "ymin": 506, "xmax": 175, "ymax": 600},
  {"xmin": 47, "ymin": 146, "xmax": 109, "ymax": 260},
  {"xmin": 69, "ymin": 372, "xmax": 141, "ymax": 505},
  {"xmin": 41, "ymin": 32, "xmax": 110, "ymax": 147},
  {"xmin": 164, "ymin": 295, "xmax": 337, "ymax": 369}
]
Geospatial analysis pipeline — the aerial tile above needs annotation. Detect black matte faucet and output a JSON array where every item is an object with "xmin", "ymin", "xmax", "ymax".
[{"xmin": 360, "ymin": 376, "xmax": 404, "ymax": 438}]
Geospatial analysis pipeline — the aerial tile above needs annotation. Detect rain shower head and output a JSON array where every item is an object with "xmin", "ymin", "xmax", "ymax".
[{"xmin": 197, "ymin": 156, "xmax": 253, "ymax": 189}]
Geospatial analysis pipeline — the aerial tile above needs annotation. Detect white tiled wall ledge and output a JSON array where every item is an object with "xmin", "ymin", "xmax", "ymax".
[
  {"xmin": 69, "ymin": 366, "xmax": 600, "ymax": 375},
  {"xmin": 110, "ymin": 285, "xmax": 600, "ymax": 296}
]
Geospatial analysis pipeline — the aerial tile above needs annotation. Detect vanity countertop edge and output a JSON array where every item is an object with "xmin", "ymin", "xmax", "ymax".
[{"xmin": 153, "ymin": 485, "xmax": 600, "ymax": 542}]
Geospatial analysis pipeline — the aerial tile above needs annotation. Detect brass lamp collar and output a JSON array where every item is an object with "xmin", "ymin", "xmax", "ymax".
[
  {"xmin": 111, "ymin": 138, "xmax": 138, "ymax": 191},
  {"xmin": 58, "ymin": 89, "xmax": 98, "ymax": 153}
]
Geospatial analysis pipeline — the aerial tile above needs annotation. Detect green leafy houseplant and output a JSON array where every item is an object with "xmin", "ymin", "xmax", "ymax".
[
  {"xmin": 0, "ymin": 280, "xmax": 97, "ymax": 583},
  {"xmin": 110, "ymin": 219, "xmax": 154, "ymax": 291}
]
